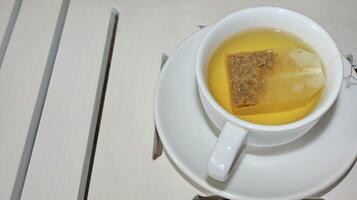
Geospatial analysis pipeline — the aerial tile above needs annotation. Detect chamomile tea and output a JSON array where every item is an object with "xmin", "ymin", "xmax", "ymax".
[{"xmin": 207, "ymin": 28, "xmax": 325, "ymax": 125}]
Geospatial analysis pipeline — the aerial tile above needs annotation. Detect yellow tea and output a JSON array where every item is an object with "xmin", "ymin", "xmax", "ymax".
[{"xmin": 207, "ymin": 28, "xmax": 324, "ymax": 125}]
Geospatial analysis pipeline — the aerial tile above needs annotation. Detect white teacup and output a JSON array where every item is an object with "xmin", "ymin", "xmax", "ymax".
[{"xmin": 196, "ymin": 7, "xmax": 343, "ymax": 182}]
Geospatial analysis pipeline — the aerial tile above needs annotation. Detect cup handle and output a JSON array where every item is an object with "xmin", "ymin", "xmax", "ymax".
[{"xmin": 207, "ymin": 122, "xmax": 248, "ymax": 181}]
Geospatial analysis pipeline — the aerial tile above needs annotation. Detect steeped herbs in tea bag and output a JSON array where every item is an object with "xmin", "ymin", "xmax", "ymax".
[{"xmin": 226, "ymin": 48, "xmax": 325, "ymax": 114}]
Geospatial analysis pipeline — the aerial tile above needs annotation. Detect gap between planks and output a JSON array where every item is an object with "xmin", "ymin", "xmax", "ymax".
[
  {"xmin": 0, "ymin": 0, "xmax": 23, "ymax": 67},
  {"xmin": 80, "ymin": 8, "xmax": 119, "ymax": 200},
  {"xmin": 11, "ymin": 0, "xmax": 70, "ymax": 199}
]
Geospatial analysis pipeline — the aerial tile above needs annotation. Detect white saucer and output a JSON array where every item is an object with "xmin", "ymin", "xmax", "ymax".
[{"xmin": 154, "ymin": 28, "xmax": 357, "ymax": 200}]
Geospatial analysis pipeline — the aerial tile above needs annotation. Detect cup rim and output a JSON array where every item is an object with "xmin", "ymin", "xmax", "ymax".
[{"xmin": 196, "ymin": 6, "xmax": 343, "ymax": 132}]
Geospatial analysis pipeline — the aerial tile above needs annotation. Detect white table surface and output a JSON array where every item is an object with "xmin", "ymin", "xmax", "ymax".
[{"xmin": 0, "ymin": 0, "xmax": 356, "ymax": 199}]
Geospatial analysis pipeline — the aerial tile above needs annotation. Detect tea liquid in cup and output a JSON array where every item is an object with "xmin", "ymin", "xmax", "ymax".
[{"xmin": 207, "ymin": 28, "xmax": 325, "ymax": 125}]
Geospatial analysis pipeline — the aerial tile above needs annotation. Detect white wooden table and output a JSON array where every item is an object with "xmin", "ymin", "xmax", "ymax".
[{"xmin": 0, "ymin": 0, "xmax": 356, "ymax": 199}]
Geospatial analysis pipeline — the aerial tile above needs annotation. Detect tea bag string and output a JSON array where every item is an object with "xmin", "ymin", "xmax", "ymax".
[{"xmin": 325, "ymin": 54, "xmax": 357, "ymax": 82}]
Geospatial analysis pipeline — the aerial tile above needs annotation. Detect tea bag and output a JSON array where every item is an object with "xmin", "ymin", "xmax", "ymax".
[{"xmin": 226, "ymin": 48, "xmax": 325, "ymax": 114}]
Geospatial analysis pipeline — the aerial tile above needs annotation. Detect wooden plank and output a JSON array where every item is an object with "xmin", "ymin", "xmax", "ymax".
[
  {"xmin": 0, "ymin": 0, "xmax": 64, "ymax": 199},
  {"xmin": 20, "ymin": 0, "xmax": 113, "ymax": 199},
  {"xmin": 0, "ymin": 0, "xmax": 22, "ymax": 65},
  {"xmin": 87, "ymin": 1, "xmax": 204, "ymax": 199},
  {"xmin": 88, "ymin": 0, "xmax": 357, "ymax": 199}
]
